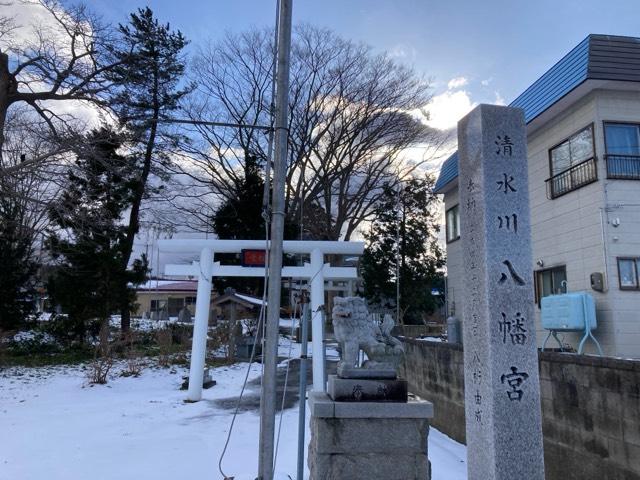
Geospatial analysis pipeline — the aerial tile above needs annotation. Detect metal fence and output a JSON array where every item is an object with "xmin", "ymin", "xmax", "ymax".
[
  {"xmin": 545, "ymin": 157, "xmax": 598, "ymax": 199},
  {"xmin": 605, "ymin": 154, "xmax": 640, "ymax": 180}
]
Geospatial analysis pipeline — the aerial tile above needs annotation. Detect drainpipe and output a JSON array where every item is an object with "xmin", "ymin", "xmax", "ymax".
[{"xmin": 598, "ymin": 207, "xmax": 609, "ymax": 293}]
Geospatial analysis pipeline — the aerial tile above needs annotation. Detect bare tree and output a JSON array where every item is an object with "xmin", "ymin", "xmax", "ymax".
[
  {"xmin": 1, "ymin": 108, "xmax": 62, "ymax": 235},
  {"xmin": 0, "ymin": 108, "xmax": 62, "ymax": 327},
  {"xmin": 176, "ymin": 25, "xmax": 449, "ymax": 239},
  {"xmin": 0, "ymin": 0, "xmax": 115, "ymax": 176}
]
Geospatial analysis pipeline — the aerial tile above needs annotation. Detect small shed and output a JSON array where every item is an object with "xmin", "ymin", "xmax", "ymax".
[{"xmin": 212, "ymin": 290, "xmax": 266, "ymax": 321}]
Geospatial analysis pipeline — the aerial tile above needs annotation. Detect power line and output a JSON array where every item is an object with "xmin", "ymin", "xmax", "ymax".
[{"xmin": 154, "ymin": 117, "xmax": 273, "ymax": 132}]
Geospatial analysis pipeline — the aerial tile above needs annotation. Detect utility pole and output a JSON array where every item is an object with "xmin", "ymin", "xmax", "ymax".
[{"xmin": 258, "ymin": 0, "xmax": 293, "ymax": 478}]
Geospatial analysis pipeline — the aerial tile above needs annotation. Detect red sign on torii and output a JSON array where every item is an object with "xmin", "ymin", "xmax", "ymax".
[{"xmin": 241, "ymin": 249, "xmax": 266, "ymax": 267}]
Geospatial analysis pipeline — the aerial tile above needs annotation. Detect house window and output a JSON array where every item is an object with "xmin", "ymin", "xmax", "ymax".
[
  {"xmin": 446, "ymin": 205, "xmax": 460, "ymax": 242},
  {"xmin": 535, "ymin": 266, "xmax": 567, "ymax": 305},
  {"xmin": 547, "ymin": 125, "xmax": 596, "ymax": 198},
  {"xmin": 150, "ymin": 299, "xmax": 166, "ymax": 312},
  {"xmin": 604, "ymin": 123, "xmax": 640, "ymax": 179},
  {"xmin": 185, "ymin": 296, "xmax": 197, "ymax": 305},
  {"xmin": 550, "ymin": 125, "xmax": 594, "ymax": 175},
  {"xmin": 617, "ymin": 257, "xmax": 640, "ymax": 290},
  {"xmin": 168, "ymin": 297, "xmax": 185, "ymax": 316}
]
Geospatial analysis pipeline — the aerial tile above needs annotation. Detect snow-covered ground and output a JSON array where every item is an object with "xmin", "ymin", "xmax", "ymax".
[{"xmin": 0, "ymin": 341, "xmax": 466, "ymax": 480}]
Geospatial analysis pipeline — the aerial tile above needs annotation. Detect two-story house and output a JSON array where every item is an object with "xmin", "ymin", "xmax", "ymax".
[{"xmin": 435, "ymin": 34, "xmax": 640, "ymax": 358}]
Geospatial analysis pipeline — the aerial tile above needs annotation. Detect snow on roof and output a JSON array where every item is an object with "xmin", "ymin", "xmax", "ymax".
[
  {"xmin": 136, "ymin": 280, "xmax": 198, "ymax": 292},
  {"xmin": 235, "ymin": 293, "xmax": 267, "ymax": 307}
]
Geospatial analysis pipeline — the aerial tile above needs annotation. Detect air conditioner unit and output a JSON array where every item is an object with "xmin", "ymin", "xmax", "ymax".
[{"xmin": 541, "ymin": 292, "xmax": 602, "ymax": 355}]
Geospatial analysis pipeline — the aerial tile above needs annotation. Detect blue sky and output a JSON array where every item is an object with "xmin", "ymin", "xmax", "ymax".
[{"xmin": 85, "ymin": 0, "xmax": 640, "ymax": 129}]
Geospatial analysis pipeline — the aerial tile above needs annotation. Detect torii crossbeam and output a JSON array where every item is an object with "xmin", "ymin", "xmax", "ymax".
[{"xmin": 158, "ymin": 239, "xmax": 364, "ymax": 401}]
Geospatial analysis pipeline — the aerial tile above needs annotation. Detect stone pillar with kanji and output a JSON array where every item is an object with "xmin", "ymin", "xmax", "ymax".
[{"xmin": 458, "ymin": 104, "xmax": 545, "ymax": 480}]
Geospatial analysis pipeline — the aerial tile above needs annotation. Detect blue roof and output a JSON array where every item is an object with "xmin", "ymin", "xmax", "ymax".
[
  {"xmin": 433, "ymin": 34, "xmax": 639, "ymax": 193},
  {"xmin": 433, "ymin": 151, "xmax": 459, "ymax": 192},
  {"xmin": 510, "ymin": 36, "xmax": 589, "ymax": 123}
]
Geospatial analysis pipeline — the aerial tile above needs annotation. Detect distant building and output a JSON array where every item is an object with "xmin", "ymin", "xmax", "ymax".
[
  {"xmin": 435, "ymin": 35, "xmax": 640, "ymax": 358},
  {"xmin": 134, "ymin": 280, "xmax": 200, "ymax": 319},
  {"xmin": 134, "ymin": 280, "xmax": 268, "ymax": 323}
]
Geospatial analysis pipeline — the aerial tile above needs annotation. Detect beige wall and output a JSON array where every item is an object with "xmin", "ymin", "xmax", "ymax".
[
  {"xmin": 526, "ymin": 92, "xmax": 613, "ymax": 355},
  {"xmin": 134, "ymin": 292, "xmax": 198, "ymax": 317},
  {"xmin": 442, "ymin": 88, "xmax": 640, "ymax": 358},
  {"xmin": 443, "ymin": 188, "xmax": 464, "ymax": 318},
  {"xmin": 595, "ymin": 89, "xmax": 640, "ymax": 357}
]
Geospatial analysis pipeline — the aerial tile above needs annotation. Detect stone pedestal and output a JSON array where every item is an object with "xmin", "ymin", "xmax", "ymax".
[
  {"xmin": 327, "ymin": 374, "xmax": 408, "ymax": 402},
  {"xmin": 308, "ymin": 392, "xmax": 433, "ymax": 480}
]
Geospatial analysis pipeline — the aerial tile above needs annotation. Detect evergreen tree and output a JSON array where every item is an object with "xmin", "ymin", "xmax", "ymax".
[
  {"xmin": 0, "ymin": 209, "xmax": 37, "ymax": 331},
  {"xmin": 213, "ymin": 153, "xmax": 268, "ymax": 241},
  {"xmin": 211, "ymin": 153, "xmax": 266, "ymax": 295},
  {"xmin": 47, "ymin": 128, "xmax": 147, "ymax": 342},
  {"xmin": 108, "ymin": 7, "xmax": 191, "ymax": 331},
  {"xmin": 211, "ymin": 152, "xmax": 298, "ymax": 295},
  {"xmin": 361, "ymin": 175, "xmax": 444, "ymax": 324}
]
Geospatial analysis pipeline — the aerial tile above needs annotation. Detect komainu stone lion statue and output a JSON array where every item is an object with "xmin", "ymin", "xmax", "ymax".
[{"xmin": 332, "ymin": 296, "xmax": 404, "ymax": 379}]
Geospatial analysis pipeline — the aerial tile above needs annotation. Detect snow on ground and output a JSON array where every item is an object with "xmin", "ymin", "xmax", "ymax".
[
  {"xmin": 415, "ymin": 336, "xmax": 445, "ymax": 342},
  {"xmin": 6, "ymin": 330, "xmax": 57, "ymax": 344},
  {"xmin": 428, "ymin": 424, "xmax": 467, "ymax": 479},
  {"xmin": 0, "ymin": 338, "xmax": 466, "ymax": 480},
  {"xmin": 278, "ymin": 318, "xmax": 299, "ymax": 329}
]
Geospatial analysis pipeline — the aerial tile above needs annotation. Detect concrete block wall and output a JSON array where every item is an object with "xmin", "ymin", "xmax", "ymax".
[
  {"xmin": 399, "ymin": 340, "xmax": 466, "ymax": 443},
  {"xmin": 391, "ymin": 325, "xmax": 446, "ymax": 338},
  {"xmin": 540, "ymin": 352, "xmax": 640, "ymax": 480},
  {"xmin": 400, "ymin": 338, "xmax": 640, "ymax": 480}
]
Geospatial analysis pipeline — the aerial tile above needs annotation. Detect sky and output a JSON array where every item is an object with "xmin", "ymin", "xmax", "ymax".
[
  {"xmin": 7, "ymin": 0, "xmax": 640, "ymax": 264},
  {"xmin": 83, "ymin": 0, "xmax": 640, "ymax": 130}
]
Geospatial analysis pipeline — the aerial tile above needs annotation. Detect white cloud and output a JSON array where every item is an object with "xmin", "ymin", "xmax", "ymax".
[
  {"xmin": 494, "ymin": 91, "xmax": 506, "ymax": 106},
  {"xmin": 425, "ymin": 90, "xmax": 477, "ymax": 131},
  {"xmin": 481, "ymin": 77, "xmax": 493, "ymax": 87},
  {"xmin": 4, "ymin": 1, "xmax": 63, "ymax": 47},
  {"xmin": 3, "ymin": 1, "xmax": 101, "ymax": 127},
  {"xmin": 389, "ymin": 44, "xmax": 417, "ymax": 60},
  {"xmin": 447, "ymin": 76, "xmax": 468, "ymax": 90}
]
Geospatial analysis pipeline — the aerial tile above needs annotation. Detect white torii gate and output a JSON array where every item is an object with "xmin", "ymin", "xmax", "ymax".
[{"xmin": 157, "ymin": 239, "xmax": 364, "ymax": 401}]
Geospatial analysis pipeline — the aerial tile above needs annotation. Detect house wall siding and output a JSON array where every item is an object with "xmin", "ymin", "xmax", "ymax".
[
  {"xmin": 443, "ymin": 89, "xmax": 640, "ymax": 357},
  {"xmin": 595, "ymin": 89, "xmax": 640, "ymax": 358},
  {"xmin": 525, "ymin": 92, "xmax": 615, "ymax": 355}
]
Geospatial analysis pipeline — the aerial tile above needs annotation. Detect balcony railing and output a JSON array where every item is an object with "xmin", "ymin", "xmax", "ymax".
[
  {"xmin": 545, "ymin": 157, "xmax": 598, "ymax": 199},
  {"xmin": 605, "ymin": 154, "xmax": 640, "ymax": 180}
]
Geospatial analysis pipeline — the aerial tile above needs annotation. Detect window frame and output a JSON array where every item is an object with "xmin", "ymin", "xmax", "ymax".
[
  {"xmin": 603, "ymin": 121, "xmax": 640, "ymax": 155},
  {"xmin": 445, "ymin": 204, "xmax": 460, "ymax": 243},
  {"xmin": 603, "ymin": 121, "xmax": 640, "ymax": 180},
  {"xmin": 617, "ymin": 257, "xmax": 640, "ymax": 290},
  {"xmin": 150, "ymin": 299, "xmax": 167, "ymax": 312},
  {"xmin": 534, "ymin": 265, "xmax": 567, "ymax": 307},
  {"xmin": 548, "ymin": 124, "xmax": 596, "ymax": 177}
]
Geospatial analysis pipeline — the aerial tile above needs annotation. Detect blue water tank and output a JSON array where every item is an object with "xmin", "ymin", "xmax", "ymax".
[{"xmin": 541, "ymin": 292, "xmax": 597, "ymax": 331}]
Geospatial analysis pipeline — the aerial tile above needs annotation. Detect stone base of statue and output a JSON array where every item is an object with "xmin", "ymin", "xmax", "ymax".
[
  {"xmin": 309, "ymin": 297, "xmax": 430, "ymax": 479},
  {"xmin": 327, "ymin": 374, "xmax": 408, "ymax": 402},
  {"xmin": 308, "ymin": 391, "xmax": 433, "ymax": 480},
  {"xmin": 336, "ymin": 364, "xmax": 397, "ymax": 379}
]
